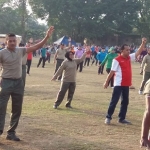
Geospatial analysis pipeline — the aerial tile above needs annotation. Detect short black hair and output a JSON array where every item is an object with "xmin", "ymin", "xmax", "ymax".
[
  {"xmin": 120, "ymin": 44, "xmax": 128, "ymax": 51},
  {"xmin": 6, "ymin": 33, "xmax": 16, "ymax": 37},
  {"xmin": 19, "ymin": 43, "xmax": 25, "ymax": 47}
]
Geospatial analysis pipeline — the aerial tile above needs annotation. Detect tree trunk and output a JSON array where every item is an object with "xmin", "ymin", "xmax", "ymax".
[{"xmin": 21, "ymin": 0, "xmax": 26, "ymax": 43}]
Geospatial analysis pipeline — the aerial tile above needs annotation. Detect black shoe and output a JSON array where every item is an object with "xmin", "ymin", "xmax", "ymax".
[
  {"xmin": 6, "ymin": 133, "xmax": 20, "ymax": 141},
  {"xmin": 118, "ymin": 119, "xmax": 131, "ymax": 125},
  {"xmin": 65, "ymin": 105, "xmax": 72, "ymax": 108}
]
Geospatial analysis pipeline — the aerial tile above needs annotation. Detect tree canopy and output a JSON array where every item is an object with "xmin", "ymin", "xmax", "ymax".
[
  {"xmin": 29, "ymin": 0, "xmax": 149, "ymax": 42},
  {"xmin": 0, "ymin": 0, "xmax": 150, "ymax": 44}
]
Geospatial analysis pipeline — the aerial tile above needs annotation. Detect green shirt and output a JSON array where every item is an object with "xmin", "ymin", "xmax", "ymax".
[{"xmin": 101, "ymin": 53, "xmax": 118, "ymax": 69}]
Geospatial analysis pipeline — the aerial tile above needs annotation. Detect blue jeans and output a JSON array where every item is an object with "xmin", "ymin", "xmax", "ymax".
[{"xmin": 106, "ymin": 86, "xmax": 129, "ymax": 121}]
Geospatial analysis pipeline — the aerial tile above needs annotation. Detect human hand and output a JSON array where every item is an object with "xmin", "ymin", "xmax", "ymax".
[
  {"xmin": 103, "ymin": 82, "xmax": 109, "ymax": 89},
  {"xmin": 51, "ymin": 77, "xmax": 56, "ymax": 81},
  {"xmin": 46, "ymin": 26, "xmax": 54, "ymax": 38},
  {"xmin": 140, "ymin": 138, "xmax": 150, "ymax": 149},
  {"xmin": 142, "ymin": 37, "xmax": 147, "ymax": 44}
]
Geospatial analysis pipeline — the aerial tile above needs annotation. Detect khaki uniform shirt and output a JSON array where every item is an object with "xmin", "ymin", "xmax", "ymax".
[
  {"xmin": 56, "ymin": 47, "xmax": 70, "ymax": 60},
  {"xmin": 0, "ymin": 48, "xmax": 26, "ymax": 79},
  {"xmin": 141, "ymin": 54, "xmax": 150, "ymax": 72},
  {"xmin": 54, "ymin": 53, "xmax": 86, "ymax": 82}
]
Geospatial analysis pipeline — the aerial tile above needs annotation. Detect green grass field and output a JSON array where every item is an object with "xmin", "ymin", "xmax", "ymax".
[{"xmin": 0, "ymin": 56, "xmax": 146, "ymax": 150}]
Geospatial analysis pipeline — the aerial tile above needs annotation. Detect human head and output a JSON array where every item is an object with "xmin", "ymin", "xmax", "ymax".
[
  {"xmin": 78, "ymin": 45, "xmax": 82, "ymax": 50},
  {"xmin": 120, "ymin": 44, "xmax": 130, "ymax": 57},
  {"xmin": 108, "ymin": 47, "xmax": 115, "ymax": 53},
  {"xmin": 5, "ymin": 33, "xmax": 17, "ymax": 50},
  {"xmin": 147, "ymin": 47, "xmax": 150, "ymax": 54},
  {"xmin": 65, "ymin": 51, "xmax": 74, "ymax": 61},
  {"xmin": 101, "ymin": 47, "xmax": 105, "ymax": 52},
  {"xmin": 60, "ymin": 43, "xmax": 64, "ymax": 49},
  {"xmin": 19, "ymin": 43, "xmax": 25, "ymax": 47}
]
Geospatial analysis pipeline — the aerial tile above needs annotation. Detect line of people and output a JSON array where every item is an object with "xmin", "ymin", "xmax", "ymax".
[{"xmin": 0, "ymin": 26, "xmax": 150, "ymax": 150}]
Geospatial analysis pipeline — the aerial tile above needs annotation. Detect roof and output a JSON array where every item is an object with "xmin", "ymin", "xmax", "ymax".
[{"xmin": 0, "ymin": 34, "xmax": 22, "ymax": 38}]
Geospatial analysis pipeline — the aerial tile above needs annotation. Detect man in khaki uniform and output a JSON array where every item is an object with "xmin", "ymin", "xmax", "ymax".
[
  {"xmin": 139, "ymin": 48, "xmax": 150, "ymax": 94},
  {"xmin": 141, "ymin": 79, "xmax": 150, "ymax": 149},
  {"xmin": 54, "ymin": 38, "xmax": 71, "ymax": 80},
  {"xmin": 0, "ymin": 26, "xmax": 54, "ymax": 141}
]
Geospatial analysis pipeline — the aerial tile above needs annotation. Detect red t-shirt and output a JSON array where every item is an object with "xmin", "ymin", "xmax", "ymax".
[
  {"xmin": 111, "ymin": 53, "xmax": 135, "ymax": 86},
  {"xmin": 27, "ymin": 52, "xmax": 32, "ymax": 60}
]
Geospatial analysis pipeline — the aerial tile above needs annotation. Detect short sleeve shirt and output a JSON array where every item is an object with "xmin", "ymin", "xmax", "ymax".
[
  {"xmin": 0, "ymin": 47, "xmax": 26, "ymax": 78},
  {"xmin": 111, "ymin": 53, "xmax": 135, "ymax": 86},
  {"xmin": 56, "ymin": 48, "xmax": 67, "ymax": 59}
]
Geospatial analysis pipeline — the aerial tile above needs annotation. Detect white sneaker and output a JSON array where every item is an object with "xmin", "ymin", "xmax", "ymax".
[
  {"xmin": 105, "ymin": 118, "xmax": 111, "ymax": 125},
  {"xmin": 138, "ymin": 90, "xmax": 143, "ymax": 95}
]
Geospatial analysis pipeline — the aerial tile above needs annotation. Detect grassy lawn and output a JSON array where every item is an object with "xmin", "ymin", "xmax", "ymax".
[{"xmin": 0, "ymin": 56, "xmax": 145, "ymax": 150}]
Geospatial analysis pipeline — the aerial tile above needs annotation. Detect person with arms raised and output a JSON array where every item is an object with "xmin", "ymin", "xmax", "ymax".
[{"xmin": 0, "ymin": 26, "xmax": 54, "ymax": 141}]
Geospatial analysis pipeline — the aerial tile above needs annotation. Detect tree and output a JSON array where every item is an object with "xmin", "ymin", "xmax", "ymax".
[
  {"xmin": 29, "ymin": 0, "xmax": 140, "ymax": 43},
  {"xmin": 0, "ymin": 7, "xmax": 47, "ymax": 42},
  {"xmin": 136, "ymin": 0, "xmax": 150, "ymax": 38}
]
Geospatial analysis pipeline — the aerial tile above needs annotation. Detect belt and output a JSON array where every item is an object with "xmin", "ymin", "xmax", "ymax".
[{"xmin": 2, "ymin": 77, "xmax": 21, "ymax": 80}]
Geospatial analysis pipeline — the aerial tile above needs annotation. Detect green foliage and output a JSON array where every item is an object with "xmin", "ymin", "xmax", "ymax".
[
  {"xmin": 136, "ymin": 0, "xmax": 150, "ymax": 38},
  {"xmin": 29, "ymin": 0, "xmax": 142, "ymax": 42},
  {"xmin": 0, "ymin": 2, "xmax": 47, "ymax": 42}
]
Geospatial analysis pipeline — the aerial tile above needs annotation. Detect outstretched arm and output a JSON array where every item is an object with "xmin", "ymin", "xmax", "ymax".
[{"xmin": 26, "ymin": 26, "xmax": 54, "ymax": 53}]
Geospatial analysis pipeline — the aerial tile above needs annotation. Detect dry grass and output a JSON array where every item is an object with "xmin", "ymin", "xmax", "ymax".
[{"xmin": 0, "ymin": 56, "xmax": 145, "ymax": 150}]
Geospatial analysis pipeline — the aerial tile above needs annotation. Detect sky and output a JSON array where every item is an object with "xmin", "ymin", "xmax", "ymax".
[{"xmin": 27, "ymin": 1, "xmax": 47, "ymax": 24}]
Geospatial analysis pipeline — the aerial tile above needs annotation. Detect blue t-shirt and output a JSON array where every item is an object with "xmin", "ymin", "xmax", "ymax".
[{"xmin": 40, "ymin": 48, "xmax": 47, "ymax": 57}]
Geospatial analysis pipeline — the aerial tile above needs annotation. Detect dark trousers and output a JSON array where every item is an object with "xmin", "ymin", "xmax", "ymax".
[
  {"xmin": 106, "ymin": 86, "xmax": 129, "ymax": 121},
  {"xmin": 37, "ymin": 57, "xmax": 45, "ymax": 67},
  {"xmin": 92, "ymin": 58, "xmax": 98, "ymax": 65},
  {"xmin": 139, "ymin": 71, "xmax": 150, "ymax": 91},
  {"xmin": 33, "ymin": 51, "xmax": 36, "ymax": 57},
  {"xmin": 98, "ymin": 62, "xmax": 104, "ymax": 74},
  {"xmin": 84, "ymin": 58, "xmax": 90, "ymax": 66},
  {"xmin": 0, "ymin": 78, "xmax": 24, "ymax": 134},
  {"xmin": 77, "ymin": 61, "xmax": 83, "ymax": 72},
  {"xmin": 46, "ymin": 55, "xmax": 51, "ymax": 63},
  {"xmin": 106, "ymin": 68, "xmax": 114, "ymax": 87},
  {"xmin": 26, "ymin": 59, "xmax": 32, "ymax": 74},
  {"xmin": 55, "ymin": 59, "xmax": 64, "ymax": 80},
  {"xmin": 54, "ymin": 82, "xmax": 76, "ymax": 107},
  {"xmin": 22, "ymin": 65, "xmax": 26, "ymax": 88}
]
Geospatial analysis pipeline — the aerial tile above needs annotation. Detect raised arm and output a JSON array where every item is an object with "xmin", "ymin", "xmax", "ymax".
[
  {"xmin": 26, "ymin": 26, "xmax": 54, "ymax": 53},
  {"xmin": 64, "ymin": 37, "xmax": 72, "ymax": 51},
  {"xmin": 135, "ymin": 38, "xmax": 147, "ymax": 58}
]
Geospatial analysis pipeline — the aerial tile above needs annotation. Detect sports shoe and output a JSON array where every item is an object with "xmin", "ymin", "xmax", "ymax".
[
  {"xmin": 105, "ymin": 118, "xmax": 111, "ymax": 125},
  {"xmin": 53, "ymin": 105, "xmax": 57, "ymax": 109},
  {"xmin": 139, "ymin": 90, "xmax": 143, "ymax": 95},
  {"xmin": 6, "ymin": 133, "xmax": 20, "ymax": 141},
  {"xmin": 118, "ymin": 119, "xmax": 131, "ymax": 124}
]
